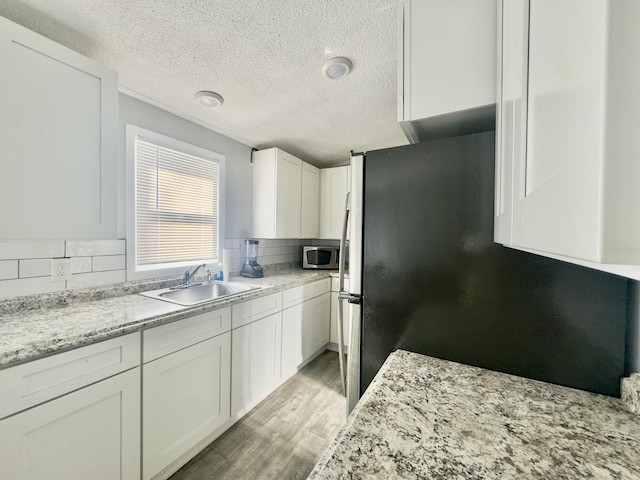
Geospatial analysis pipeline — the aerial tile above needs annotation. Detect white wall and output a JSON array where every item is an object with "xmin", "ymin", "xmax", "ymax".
[{"xmin": 0, "ymin": 94, "xmax": 257, "ymax": 299}]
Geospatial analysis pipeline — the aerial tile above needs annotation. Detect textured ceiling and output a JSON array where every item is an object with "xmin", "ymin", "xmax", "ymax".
[{"xmin": 0, "ymin": 0, "xmax": 408, "ymax": 167}]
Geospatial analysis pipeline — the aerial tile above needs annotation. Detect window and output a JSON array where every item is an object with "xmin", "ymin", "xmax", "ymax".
[{"xmin": 126, "ymin": 125, "xmax": 224, "ymax": 279}]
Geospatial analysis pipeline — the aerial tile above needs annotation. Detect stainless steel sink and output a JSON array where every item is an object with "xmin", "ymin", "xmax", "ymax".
[{"xmin": 141, "ymin": 281, "xmax": 262, "ymax": 306}]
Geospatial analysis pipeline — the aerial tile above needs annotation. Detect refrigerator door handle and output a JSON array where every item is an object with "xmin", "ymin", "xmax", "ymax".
[
  {"xmin": 338, "ymin": 292, "xmax": 362, "ymax": 305},
  {"xmin": 336, "ymin": 192, "xmax": 351, "ymax": 398}
]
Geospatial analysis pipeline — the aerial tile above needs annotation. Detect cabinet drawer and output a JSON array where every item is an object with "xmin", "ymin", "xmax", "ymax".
[
  {"xmin": 0, "ymin": 333, "xmax": 140, "ymax": 420},
  {"xmin": 282, "ymin": 278, "xmax": 331, "ymax": 309},
  {"xmin": 143, "ymin": 307, "xmax": 231, "ymax": 363},
  {"xmin": 330, "ymin": 277, "xmax": 349, "ymax": 292},
  {"xmin": 232, "ymin": 292, "xmax": 282, "ymax": 329}
]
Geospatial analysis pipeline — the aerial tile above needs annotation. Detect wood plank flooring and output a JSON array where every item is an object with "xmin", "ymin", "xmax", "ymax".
[{"xmin": 169, "ymin": 350, "xmax": 346, "ymax": 480}]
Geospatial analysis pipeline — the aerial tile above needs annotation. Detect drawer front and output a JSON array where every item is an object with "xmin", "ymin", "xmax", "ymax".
[
  {"xmin": 143, "ymin": 307, "xmax": 231, "ymax": 363},
  {"xmin": 0, "ymin": 333, "xmax": 140, "ymax": 420},
  {"xmin": 331, "ymin": 277, "xmax": 349, "ymax": 292},
  {"xmin": 282, "ymin": 278, "xmax": 331, "ymax": 309},
  {"xmin": 232, "ymin": 292, "xmax": 282, "ymax": 329}
]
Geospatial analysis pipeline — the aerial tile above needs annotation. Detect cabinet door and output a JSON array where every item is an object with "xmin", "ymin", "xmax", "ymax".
[
  {"xmin": 143, "ymin": 332, "xmax": 231, "ymax": 480},
  {"xmin": 0, "ymin": 17, "xmax": 117, "ymax": 240},
  {"xmin": 275, "ymin": 150, "xmax": 302, "ymax": 238},
  {"xmin": 301, "ymin": 162, "xmax": 320, "ymax": 238},
  {"xmin": 282, "ymin": 293, "xmax": 330, "ymax": 379},
  {"xmin": 495, "ymin": 0, "xmax": 529, "ymax": 245},
  {"xmin": 320, "ymin": 166, "xmax": 350, "ymax": 239},
  {"xmin": 231, "ymin": 312, "xmax": 282, "ymax": 417},
  {"xmin": 400, "ymin": 0, "xmax": 496, "ymax": 122},
  {"xmin": 0, "ymin": 368, "xmax": 140, "ymax": 480},
  {"xmin": 513, "ymin": 0, "xmax": 607, "ymax": 261}
]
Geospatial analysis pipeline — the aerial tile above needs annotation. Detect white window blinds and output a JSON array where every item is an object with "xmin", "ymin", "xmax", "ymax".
[{"xmin": 135, "ymin": 138, "xmax": 220, "ymax": 267}]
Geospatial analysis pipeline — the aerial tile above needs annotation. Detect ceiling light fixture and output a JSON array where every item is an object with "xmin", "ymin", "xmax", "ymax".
[
  {"xmin": 194, "ymin": 91, "xmax": 224, "ymax": 108},
  {"xmin": 322, "ymin": 57, "xmax": 352, "ymax": 80}
]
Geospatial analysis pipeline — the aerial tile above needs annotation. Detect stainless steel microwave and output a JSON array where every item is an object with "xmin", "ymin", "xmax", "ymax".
[{"xmin": 302, "ymin": 246, "xmax": 339, "ymax": 269}]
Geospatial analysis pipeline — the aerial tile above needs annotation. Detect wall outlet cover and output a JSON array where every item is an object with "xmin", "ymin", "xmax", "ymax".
[{"xmin": 51, "ymin": 258, "xmax": 72, "ymax": 281}]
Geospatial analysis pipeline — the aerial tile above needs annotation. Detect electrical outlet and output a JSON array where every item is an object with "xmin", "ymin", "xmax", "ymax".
[{"xmin": 51, "ymin": 258, "xmax": 72, "ymax": 281}]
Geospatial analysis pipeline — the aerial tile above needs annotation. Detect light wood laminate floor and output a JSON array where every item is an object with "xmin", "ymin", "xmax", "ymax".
[{"xmin": 170, "ymin": 350, "xmax": 346, "ymax": 480}]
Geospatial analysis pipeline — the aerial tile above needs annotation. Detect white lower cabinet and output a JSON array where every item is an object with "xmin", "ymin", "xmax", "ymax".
[
  {"xmin": 142, "ymin": 310, "xmax": 231, "ymax": 480},
  {"xmin": 0, "ymin": 367, "xmax": 140, "ymax": 480},
  {"xmin": 0, "ymin": 279, "xmax": 334, "ymax": 480},
  {"xmin": 231, "ymin": 311, "xmax": 283, "ymax": 418},
  {"xmin": 281, "ymin": 293, "xmax": 331, "ymax": 379}
]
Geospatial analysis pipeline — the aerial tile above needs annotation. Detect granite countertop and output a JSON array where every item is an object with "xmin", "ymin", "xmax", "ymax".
[
  {"xmin": 0, "ymin": 266, "xmax": 329, "ymax": 369},
  {"xmin": 309, "ymin": 350, "xmax": 640, "ymax": 480}
]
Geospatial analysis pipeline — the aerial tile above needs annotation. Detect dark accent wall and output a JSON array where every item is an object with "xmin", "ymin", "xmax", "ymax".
[{"xmin": 360, "ymin": 132, "xmax": 628, "ymax": 397}]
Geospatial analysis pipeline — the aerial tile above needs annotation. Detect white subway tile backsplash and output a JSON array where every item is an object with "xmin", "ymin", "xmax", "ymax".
[
  {"xmin": 0, "ymin": 277, "xmax": 65, "ymax": 299},
  {"xmin": 263, "ymin": 246, "xmax": 281, "ymax": 256},
  {"xmin": 19, "ymin": 259, "xmax": 51, "ymax": 278},
  {"xmin": 0, "ymin": 260, "xmax": 18, "ymax": 280},
  {"xmin": 92, "ymin": 255, "xmax": 126, "ymax": 272},
  {"xmin": 258, "ymin": 255, "xmax": 274, "ymax": 266},
  {"xmin": 71, "ymin": 257, "xmax": 92, "ymax": 274},
  {"xmin": 1, "ymin": 237, "xmax": 304, "ymax": 300},
  {"xmin": 67, "ymin": 270, "xmax": 126, "ymax": 290},
  {"xmin": 0, "ymin": 241, "xmax": 65, "ymax": 260},
  {"xmin": 66, "ymin": 240, "xmax": 125, "ymax": 257}
]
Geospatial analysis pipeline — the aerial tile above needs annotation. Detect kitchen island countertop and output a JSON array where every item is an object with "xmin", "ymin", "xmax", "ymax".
[
  {"xmin": 309, "ymin": 349, "xmax": 640, "ymax": 479},
  {"xmin": 0, "ymin": 266, "xmax": 329, "ymax": 369}
]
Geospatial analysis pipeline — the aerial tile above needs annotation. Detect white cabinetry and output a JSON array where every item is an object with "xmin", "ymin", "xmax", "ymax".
[
  {"xmin": 281, "ymin": 279, "xmax": 331, "ymax": 379},
  {"xmin": 301, "ymin": 162, "xmax": 320, "ymax": 238},
  {"xmin": 0, "ymin": 16, "xmax": 118, "ymax": 240},
  {"xmin": 142, "ymin": 308, "xmax": 231, "ymax": 480},
  {"xmin": 319, "ymin": 166, "xmax": 350, "ymax": 239},
  {"xmin": 329, "ymin": 277, "xmax": 349, "ymax": 350},
  {"xmin": 252, "ymin": 148, "xmax": 305, "ymax": 239},
  {"xmin": 0, "ymin": 334, "xmax": 140, "ymax": 480},
  {"xmin": 398, "ymin": 0, "xmax": 497, "ymax": 142},
  {"xmin": 231, "ymin": 310, "xmax": 282, "ymax": 418},
  {"xmin": 496, "ymin": 0, "xmax": 640, "ymax": 266}
]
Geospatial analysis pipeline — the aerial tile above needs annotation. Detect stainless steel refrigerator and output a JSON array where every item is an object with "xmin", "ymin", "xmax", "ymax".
[{"xmin": 338, "ymin": 131, "xmax": 628, "ymax": 415}]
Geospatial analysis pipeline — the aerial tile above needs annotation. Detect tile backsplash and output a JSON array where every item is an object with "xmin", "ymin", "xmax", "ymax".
[
  {"xmin": 0, "ymin": 240, "xmax": 126, "ymax": 300},
  {"xmin": 0, "ymin": 238, "xmax": 313, "ymax": 300},
  {"xmin": 223, "ymin": 238, "xmax": 309, "ymax": 273}
]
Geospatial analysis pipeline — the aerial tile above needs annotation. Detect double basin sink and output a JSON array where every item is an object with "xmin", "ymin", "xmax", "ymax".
[{"xmin": 141, "ymin": 281, "xmax": 262, "ymax": 306}]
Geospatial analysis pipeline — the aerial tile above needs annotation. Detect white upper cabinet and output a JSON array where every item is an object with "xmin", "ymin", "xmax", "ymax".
[
  {"xmin": 0, "ymin": 16, "xmax": 118, "ymax": 240},
  {"xmin": 494, "ymin": 0, "xmax": 528, "ymax": 245},
  {"xmin": 252, "ymin": 148, "xmax": 302, "ymax": 239},
  {"xmin": 398, "ymin": 0, "xmax": 497, "ymax": 142},
  {"xmin": 319, "ymin": 166, "xmax": 350, "ymax": 239},
  {"xmin": 301, "ymin": 162, "xmax": 320, "ymax": 238},
  {"xmin": 496, "ymin": 0, "xmax": 640, "ymax": 265}
]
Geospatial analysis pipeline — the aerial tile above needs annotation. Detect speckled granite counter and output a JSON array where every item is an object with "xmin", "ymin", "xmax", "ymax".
[
  {"xmin": 309, "ymin": 350, "xmax": 640, "ymax": 480},
  {"xmin": 0, "ymin": 266, "xmax": 329, "ymax": 369}
]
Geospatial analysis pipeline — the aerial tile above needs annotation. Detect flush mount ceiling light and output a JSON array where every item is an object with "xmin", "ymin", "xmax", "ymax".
[
  {"xmin": 322, "ymin": 57, "xmax": 352, "ymax": 80},
  {"xmin": 194, "ymin": 91, "xmax": 224, "ymax": 108}
]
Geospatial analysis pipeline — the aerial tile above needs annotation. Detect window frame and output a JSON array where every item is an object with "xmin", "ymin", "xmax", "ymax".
[{"xmin": 126, "ymin": 124, "xmax": 225, "ymax": 281}]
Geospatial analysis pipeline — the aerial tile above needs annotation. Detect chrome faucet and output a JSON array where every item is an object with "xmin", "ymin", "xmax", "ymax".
[{"xmin": 183, "ymin": 263, "xmax": 206, "ymax": 285}]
